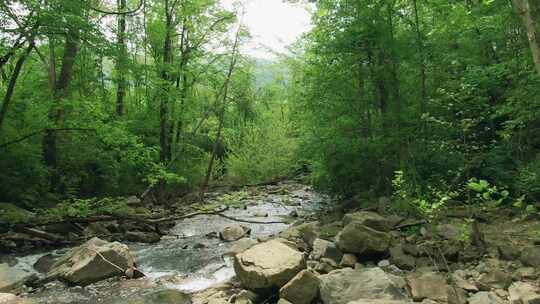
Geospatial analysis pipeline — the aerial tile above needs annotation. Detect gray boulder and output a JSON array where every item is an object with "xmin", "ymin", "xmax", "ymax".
[
  {"xmin": 319, "ymin": 267, "xmax": 409, "ymax": 304},
  {"xmin": 46, "ymin": 237, "xmax": 139, "ymax": 286},
  {"xmin": 336, "ymin": 222, "xmax": 391, "ymax": 256},
  {"xmin": 234, "ymin": 239, "xmax": 306, "ymax": 291},
  {"xmin": 279, "ymin": 270, "xmax": 319, "ymax": 304}
]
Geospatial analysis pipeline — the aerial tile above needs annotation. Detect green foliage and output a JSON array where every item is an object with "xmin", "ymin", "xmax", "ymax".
[{"xmin": 41, "ymin": 197, "xmax": 132, "ymax": 220}]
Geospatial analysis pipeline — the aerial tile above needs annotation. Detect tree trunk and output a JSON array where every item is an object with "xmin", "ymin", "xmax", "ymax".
[
  {"xmin": 159, "ymin": 0, "xmax": 173, "ymax": 164},
  {"xmin": 115, "ymin": 0, "xmax": 127, "ymax": 116},
  {"xmin": 200, "ymin": 23, "xmax": 241, "ymax": 196},
  {"xmin": 0, "ymin": 40, "xmax": 34, "ymax": 132},
  {"xmin": 512, "ymin": 0, "xmax": 540, "ymax": 76},
  {"xmin": 43, "ymin": 32, "xmax": 79, "ymax": 175},
  {"xmin": 412, "ymin": 0, "xmax": 427, "ymax": 113}
]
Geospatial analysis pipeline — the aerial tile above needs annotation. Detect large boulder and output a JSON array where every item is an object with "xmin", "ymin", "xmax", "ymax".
[
  {"xmin": 318, "ymin": 267, "xmax": 409, "ymax": 304},
  {"xmin": 279, "ymin": 270, "xmax": 319, "ymax": 304},
  {"xmin": 336, "ymin": 222, "xmax": 391, "ymax": 256},
  {"xmin": 220, "ymin": 225, "xmax": 250, "ymax": 242},
  {"xmin": 343, "ymin": 211, "xmax": 394, "ymax": 231},
  {"xmin": 46, "ymin": 237, "xmax": 139, "ymax": 286},
  {"xmin": 407, "ymin": 272, "xmax": 448, "ymax": 302},
  {"xmin": 0, "ymin": 263, "xmax": 33, "ymax": 292},
  {"xmin": 234, "ymin": 239, "xmax": 306, "ymax": 291},
  {"xmin": 389, "ymin": 245, "xmax": 415, "ymax": 270}
]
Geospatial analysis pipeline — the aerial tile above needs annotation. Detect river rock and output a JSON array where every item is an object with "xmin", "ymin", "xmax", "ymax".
[
  {"xmin": 134, "ymin": 290, "xmax": 191, "ymax": 304},
  {"xmin": 220, "ymin": 225, "xmax": 250, "ymax": 242},
  {"xmin": 311, "ymin": 238, "xmax": 342, "ymax": 264},
  {"xmin": 46, "ymin": 237, "xmax": 138, "ymax": 286},
  {"xmin": 447, "ymin": 285, "xmax": 468, "ymax": 304},
  {"xmin": 340, "ymin": 253, "xmax": 357, "ymax": 268},
  {"xmin": 498, "ymin": 244, "xmax": 520, "ymax": 260},
  {"xmin": 451, "ymin": 272, "xmax": 478, "ymax": 292},
  {"xmin": 235, "ymin": 290, "xmax": 258, "ymax": 304},
  {"xmin": 0, "ymin": 263, "xmax": 32, "ymax": 292},
  {"xmin": 407, "ymin": 272, "xmax": 448, "ymax": 302},
  {"xmin": 33, "ymin": 254, "xmax": 57, "ymax": 273},
  {"xmin": 436, "ymin": 223, "xmax": 461, "ymax": 241},
  {"xmin": 343, "ymin": 211, "xmax": 394, "ymax": 231},
  {"xmin": 468, "ymin": 291, "xmax": 504, "ymax": 304},
  {"xmin": 509, "ymin": 282, "xmax": 540, "ymax": 304},
  {"xmin": 279, "ymin": 270, "xmax": 319, "ymax": 304},
  {"xmin": 277, "ymin": 300, "xmax": 293, "ymax": 304},
  {"xmin": 318, "ymin": 267, "xmax": 409, "ymax": 304},
  {"xmin": 234, "ymin": 239, "xmax": 306, "ymax": 291},
  {"xmin": 336, "ymin": 222, "xmax": 391, "ymax": 256},
  {"xmin": 520, "ymin": 247, "xmax": 540, "ymax": 268}
]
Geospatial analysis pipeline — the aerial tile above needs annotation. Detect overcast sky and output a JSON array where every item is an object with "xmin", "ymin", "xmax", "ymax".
[{"xmin": 220, "ymin": 0, "xmax": 312, "ymax": 59}]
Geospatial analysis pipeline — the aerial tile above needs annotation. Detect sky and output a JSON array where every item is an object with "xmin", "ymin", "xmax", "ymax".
[{"xmin": 219, "ymin": 0, "xmax": 312, "ymax": 59}]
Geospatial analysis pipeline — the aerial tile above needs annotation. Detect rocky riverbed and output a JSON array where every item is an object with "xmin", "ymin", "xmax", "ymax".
[{"xmin": 2, "ymin": 182, "xmax": 540, "ymax": 304}]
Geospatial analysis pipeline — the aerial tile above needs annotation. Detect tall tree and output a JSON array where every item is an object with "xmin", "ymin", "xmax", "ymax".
[{"xmin": 512, "ymin": 0, "xmax": 540, "ymax": 76}]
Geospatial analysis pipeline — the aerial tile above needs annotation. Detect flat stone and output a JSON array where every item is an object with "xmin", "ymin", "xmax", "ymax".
[
  {"xmin": 407, "ymin": 272, "xmax": 448, "ymax": 302},
  {"xmin": 509, "ymin": 282, "xmax": 540, "ymax": 304},
  {"xmin": 468, "ymin": 291, "xmax": 504, "ymax": 304},
  {"xmin": 0, "ymin": 263, "xmax": 32, "ymax": 292}
]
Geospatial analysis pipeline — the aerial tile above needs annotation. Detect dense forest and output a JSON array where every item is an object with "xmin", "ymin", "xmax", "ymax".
[{"xmin": 1, "ymin": 0, "xmax": 540, "ymax": 216}]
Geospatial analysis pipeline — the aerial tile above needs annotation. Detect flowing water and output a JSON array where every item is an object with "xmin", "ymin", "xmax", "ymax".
[{"xmin": 9, "ymin": 182, "xmax": 329, "ymax": 303}]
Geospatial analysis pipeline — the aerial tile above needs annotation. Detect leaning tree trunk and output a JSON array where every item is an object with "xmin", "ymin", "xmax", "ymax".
[
  {"xmin": 512, "ymin": 0, "xmax": 540, "ymax": 76},
  {"xmin": 0, "ymin": 40, "xmax": 34, "ymax": 132}
]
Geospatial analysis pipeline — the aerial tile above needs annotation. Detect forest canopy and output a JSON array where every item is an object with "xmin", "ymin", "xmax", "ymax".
[{"xmin": 1, "ymin": 0, "xmax": 540, "ymax": 216}]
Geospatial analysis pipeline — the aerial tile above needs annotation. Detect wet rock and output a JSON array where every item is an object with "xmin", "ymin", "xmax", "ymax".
[
  {"xmin": 128, "ymin": 290, "xmax": 191, "ymax": 304},
  {"xmin": 390, "ymin": 245, "xmax": 415, "ymax": 270},
  {"xmin": 314, "ymin": 260, "xmax": 336, "ymax": 274},
  {"xmin": 343, "ymin": 211, "xmax": 394, "ymax": 231},
  {"xmin": 33, "ymin": 254, "xmax": 57, "ymax": 273},
  {"xmin": 378, "ymin": 260, "xmax": 391, "ymax": 267},
  {"xmin": 340, "ymin": 253, "xmax": 357, "ymax": 268},
  {"xmin": 0, "ymin": 263, "xmax": 33, "ymax": 292},
  {"xmin": 192, "ymin": 282, "xmax": 239, "ymax": 304},
  {"xmin": 253, "ymin": 212, "xmax": 268, "ymax": 217},
  {"xmin": 234, "ymin": 239, "xmax": 306, "ymax": 291},
  {"xmin": 407, "ymin": 272, "xmax": 448, "ymax": 302},
  {"xmin": 477, "ymin": 270, "xmax": 511, "ymax": 291},
  {"xmin": 311, "ymin": 238, "xmax": 342, "ymax": 264},
  {"xmin": 509, "ymin": 282, "xmax": 540, "ymax": 304},
  {"xmin": 220, "ymin": 225, "xmax": 250, "ymax": 242},
  {"xmin": 520, "ymin": 247, "xmax": 540, "ymax": 268},
  {"xmin": 336, "ymin": 222, "xmax": 391, "ymax": 256},
  {"xmin": 46, "ymin": 237, "xmax": 139, "ymax": 286},
  {"xmin": 277, "ymin": 299, "xmax": 293, "ymax": 304},
  {"xmin": 205, "ymin": 231, "xmax": 219, "ymax": 239},
  {"xmin": 84, "ymin": 222, "xmax": 110, "ymax": 236},
  {"xmin": 279, "ymin": 269, "xmax": 319, "ymax": 304},
  {"xmin": 125, "ymin": 231, "xmax": 161, "ymax": 244},
  {"xmin": 468, "ymin": 291, "xmax": 504, "ymax": 304},
  {"xmin": 319, "ymin": 267, "xmax": 409, "ymax": 304}
]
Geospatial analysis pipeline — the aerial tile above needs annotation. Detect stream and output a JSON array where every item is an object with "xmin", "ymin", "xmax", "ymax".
[{"xmin": 7, "ymin": 182, "xmax": 329, "ymax": 303}]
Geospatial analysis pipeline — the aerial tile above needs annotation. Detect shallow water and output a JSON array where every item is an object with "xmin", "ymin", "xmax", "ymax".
[{"xmin": 12, "ymin": 183, "xmax": 329, "ymax": 303}]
